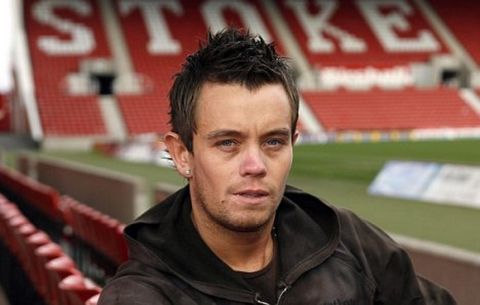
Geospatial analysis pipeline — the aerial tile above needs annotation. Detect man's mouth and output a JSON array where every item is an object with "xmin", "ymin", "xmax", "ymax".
[{"xmin": 233, "ymin": 190, "xmax": 269, "ymax": 202}]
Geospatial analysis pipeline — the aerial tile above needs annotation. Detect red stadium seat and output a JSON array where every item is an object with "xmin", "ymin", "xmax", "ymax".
[
  {"xmin": 45, "ymin": 256, "xmax": 82, "ymax": 305},
  {"xmin": 24, "ymin": 231, "xmax": 54, "ymax": 297},
  {"xmin": 0, "ymin": 166, "xmax": 64, "ymax": 223},
  {"xmin": 0, "ymin": 199, "xmax": 21, "ymax": 240},
  {"xmin": 85, "ymin": 293, "xmax": 100, "ymax": 305},
  {"xmin": 59, "ymin": 274, "xmax": 101, "ymax": 305},
  {"xmin": 5, "ymin": 215, "xmax": 30, "ymax": 255},
  {"xmin": 114, "ymin": 224, "xmax": 128, "ymax": 264},
  {"xmin": 32, "ymin": 242, "xmax": 66, "ymax": 299},
  {"xmin": 13, "ymin": 223, "xmax": 38, "ymax": 271},
  {"xmin": 62, "ymin": 196, "xmax": 128, "ymax": 264}
]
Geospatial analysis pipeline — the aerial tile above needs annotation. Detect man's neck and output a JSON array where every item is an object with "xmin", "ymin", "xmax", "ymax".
[{"xmin": 191, "ymin": 213, "xmax": 275, "ymax": 273}]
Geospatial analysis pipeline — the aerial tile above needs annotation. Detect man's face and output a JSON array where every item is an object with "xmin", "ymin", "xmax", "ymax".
[{"xmin": 188, "ymin": 82, "xmax": 296, "ymax": 233}]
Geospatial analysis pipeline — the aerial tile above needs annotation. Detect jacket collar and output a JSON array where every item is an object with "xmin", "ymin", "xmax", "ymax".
[
  {"xmin": 276, "ymin": 186, "xmax": 340, "ymax": 285},
  {"xmin": 124, "ymin": 185, "xmax": 340, "ymax": 299}
]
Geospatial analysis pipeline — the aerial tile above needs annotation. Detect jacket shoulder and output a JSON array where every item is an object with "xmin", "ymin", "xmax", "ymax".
[
  {"xmin": 98, "ymin": 274, "xmax": 171, "ymax": 305},
  {"xmin": 334, "ymin": 208, "xmax": 457, "ymax": 304},
  {"xmin": 335, "ymin": 206, "xmax": 399, "ymax": 254},
  {"xmin": 98, "ymin": 260, "xmax": 198, "ymax": 305}
]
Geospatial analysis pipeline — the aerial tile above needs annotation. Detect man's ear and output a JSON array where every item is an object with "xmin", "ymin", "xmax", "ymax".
[
  {"xmin": 292, "ymin": 130, "xmax": 300, "ymax": 145},
  {"xmin": 164, "ymin": 132, "xmax": 192, "ymax": 178}
]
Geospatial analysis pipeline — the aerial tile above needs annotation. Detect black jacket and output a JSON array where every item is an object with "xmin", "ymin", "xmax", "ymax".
[{"xmin": 99, "ymin": 186, "xmax": 455, "ymax": 305}]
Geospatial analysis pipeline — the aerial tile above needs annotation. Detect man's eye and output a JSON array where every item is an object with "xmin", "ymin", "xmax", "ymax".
[
  {"xmin": 265, "ymin": 138, "xmax": 286, "ymax": 147},
  {"xmin": 219, "ymin": 139, "xmax": 235, "ymax": 146},
  {"xmin": 216, "ymin": 139, "xmax": 238, "ymax": 151}
]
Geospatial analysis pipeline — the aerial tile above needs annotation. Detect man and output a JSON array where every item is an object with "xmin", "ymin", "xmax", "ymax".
[{"xmin": 99, "ymin": 28, "xmax": 455, "ymax": 305}]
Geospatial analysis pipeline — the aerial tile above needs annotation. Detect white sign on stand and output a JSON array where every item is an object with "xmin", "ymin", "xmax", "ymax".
[
  {"xmin": 368, "ymin": 161, "xmax": 440, "ymax": 199},
  {"xmin": 422, "ymin": 165, "xmax": 480, "ymax": 208},
  {"xmin": 369, "ymin": 161, "xmax": 480, "ymax": 209}
]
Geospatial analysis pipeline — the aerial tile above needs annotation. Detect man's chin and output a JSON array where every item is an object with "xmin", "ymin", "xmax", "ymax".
[{"xmin": 219, "ymin": 214, "xmax": 274, "ymax": 233}]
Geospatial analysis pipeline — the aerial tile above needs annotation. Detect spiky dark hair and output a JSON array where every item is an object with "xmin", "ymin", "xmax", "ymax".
[{"xmin": 168, "ymin": 28, "xmax": 299, "ymax": 152}]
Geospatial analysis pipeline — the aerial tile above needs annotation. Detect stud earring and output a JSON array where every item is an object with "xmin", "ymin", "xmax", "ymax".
[{"xmin": 185, "ymin": 169, "xmax": 192, "ymax": 176}]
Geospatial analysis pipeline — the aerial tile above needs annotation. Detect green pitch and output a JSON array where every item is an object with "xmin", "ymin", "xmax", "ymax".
[
  {"xmin": 28, "ymin": 139, "xmax": 480, "ymax": 253},
  {"xmin": 289, "ymin": 139, "xmax": 480, "ymax": 254}
]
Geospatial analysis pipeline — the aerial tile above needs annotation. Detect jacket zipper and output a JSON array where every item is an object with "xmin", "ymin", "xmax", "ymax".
[{"xmin": 254, "ymin": 284, "xmax": 290, "ymax": 305}]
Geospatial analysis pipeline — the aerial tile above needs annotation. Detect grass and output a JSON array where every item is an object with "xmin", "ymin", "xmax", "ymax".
[
  {"xmin": 289, "ymin": 139, "xmax": 480, "ymax": 253},
  {"xmin": 8, "ymin": 139, "xmax": 480, "ymax": 253}
]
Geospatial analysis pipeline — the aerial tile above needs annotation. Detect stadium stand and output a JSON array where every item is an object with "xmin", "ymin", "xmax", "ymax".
[
  {"xmin": 62, "ymin": 196, "xmax": 128, "ymax": 266},
  {"xmin": 0, "ymin": 194, "xmax": 101, "ymax": 305},
  {"xmin": 0, "ymin": 166, "xmax": 130, "ymax": 304},
  {"xmin": 0, "ymin": 164, "xmax": 64, "ymax": 238},
  {"xmin": 428, "ymin": 0, "xmax": 480, "ymax": 66},
  {"xmin": 1, "ymin": 164, "xmax": 127, "ymax": 272},
  {"xmin": 302, "ymin": 87, "xmax": 480, "ymax": 132},
  {"xmin": 23, "ymin": 0, "xmax": 110, "ymax": 136},
  {"xmin": 114, "ymin": 0, "xmax": 284, "ymax": 135},
  {"xmin": 3, "ymin": 1, "xmax": 480, "ymax": 304},
  {"xmin": 276, "ymin": 0, "xmax": 449, "ymax": 68},
  {"xmin": 113, "ymin": 0, "xmax": 210, "ymax": 134},
  {"xmin": 15, "ymin": 0, "xmax": 480, "ymax": 145}
]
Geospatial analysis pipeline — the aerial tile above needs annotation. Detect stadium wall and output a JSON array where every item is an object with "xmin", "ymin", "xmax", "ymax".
[
  {"xmin": 393, "ymin": 235, "xmax": 480, "ymax": 305},
  {"xmin": 154, "ymin": 182, "xmax": 180, "ymax": 203},
  {"xmin": 17, "ymin": 152, "xmax": 148, "ymax": 223}
]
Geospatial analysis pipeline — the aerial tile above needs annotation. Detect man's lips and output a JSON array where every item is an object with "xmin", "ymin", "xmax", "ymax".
[
  {"xmin": 234, "ymin": 189, "xmax": 269, "ymax": 197},
  {"xmin": 232, "ymin": 190, "xmax": 270, "ymax": 205}
]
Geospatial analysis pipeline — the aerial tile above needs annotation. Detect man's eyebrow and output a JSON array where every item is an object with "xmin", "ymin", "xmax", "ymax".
[
  {"xmin": 206, "ymin": 128, "xmax": 291, "ymax": 140},
  {"xmin": 206, "ymin": 129, "xmax": 244, "ymax": 140},
  {"xmin": 262, "ymin": 128, "xmax": 291, "ymax": 138}
]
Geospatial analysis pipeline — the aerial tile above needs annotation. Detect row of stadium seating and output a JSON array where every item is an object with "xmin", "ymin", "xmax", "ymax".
[
  {"xmin": 0, "ymin": 165, "xmax": 63, "ymax": 223},
  {"xmin": 304, "ymin": 87, "xmax": 480, "ymax": 131},
  {"xmin": 0, "ymin": 195, "xmax": 100, "ymax": 305},
  {"xmin": 0, "ymin": 165, "xmax": 128, "ymax": 266},
  {"xmin": 0, "ymin": 165, "xmax": 132, "ymax": 304},
  {"xmin": 62, "ymin": 196, "xmax": 128, "ymax": 265}
]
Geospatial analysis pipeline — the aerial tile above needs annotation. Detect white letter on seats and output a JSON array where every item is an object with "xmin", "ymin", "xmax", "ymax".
[
  {"xmin": 285, "ymin": 0, "xmax": 366, "ymax": 53},
  {"xmin": 119, "ymin": 0, "xmax": 183, "ymax": 54},
  {"xmin": 201, "ymin": 0, "xmax": 271, "ymax": 42},
  {"xmin": 33, "ymin": 0, "xmax": 95, "ymax": 55},
  {"xmin": 357, "ymin": 0, "xmax": 439, "ymax": 52}
]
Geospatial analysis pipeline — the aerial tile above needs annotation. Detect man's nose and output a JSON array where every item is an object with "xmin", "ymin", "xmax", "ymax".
[{"xmin": 239, "ymin": 147, "xmax": 267, "ymax": 177}]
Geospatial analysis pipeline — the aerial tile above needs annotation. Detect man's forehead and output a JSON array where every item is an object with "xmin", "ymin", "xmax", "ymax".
[
  {"xmin": 193, "ymin": 82, "xmax": 292, "ymax": 138},
  {"xmin": 196, "ymin": 83, "xmax": 290, "ymax": 112}
]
